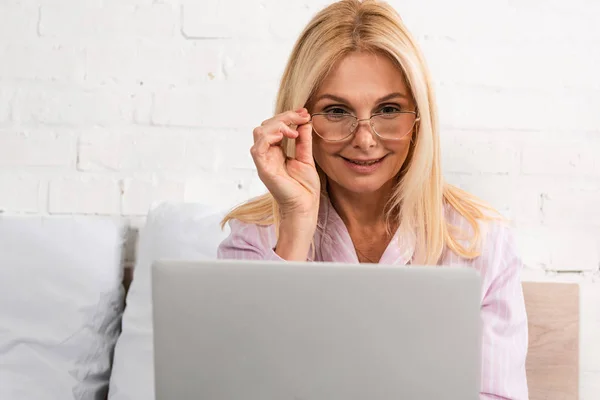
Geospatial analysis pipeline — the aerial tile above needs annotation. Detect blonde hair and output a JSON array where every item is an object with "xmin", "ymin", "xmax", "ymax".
[{"xmin": 221, "ymin": 0, "xmax": 501, "ymax": 264}]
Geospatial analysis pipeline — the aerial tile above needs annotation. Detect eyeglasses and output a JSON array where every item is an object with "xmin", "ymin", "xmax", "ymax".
[{"xmin": 310, "ymin": 110, "xmax": 419, "ymax": 142}]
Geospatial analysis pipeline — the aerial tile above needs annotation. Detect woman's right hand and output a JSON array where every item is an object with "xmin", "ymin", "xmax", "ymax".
[{"xmin": 250, "ymin": 108, "xmax": 321, "ymax": 222}]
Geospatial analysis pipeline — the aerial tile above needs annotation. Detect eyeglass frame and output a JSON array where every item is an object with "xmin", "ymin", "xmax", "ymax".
[{"xmin": 309, "ymin": 110, "xmax": 420, "ymax": 142}]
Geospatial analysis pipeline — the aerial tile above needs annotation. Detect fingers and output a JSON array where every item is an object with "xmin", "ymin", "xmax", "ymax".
[
  {"xmin": 251, "ymin": 108, "xmax": 313, "ymax": 168},
  {"xmin": 251, "ymin": 122, "xmax": 298, "ymax": 158},
  {"xmin": 261, "ymin": 108, "xmax": 311, "ymax": 128},
  {"xmin": 294, "ymin": 121, "xmax": 314, "ymax": 166}
]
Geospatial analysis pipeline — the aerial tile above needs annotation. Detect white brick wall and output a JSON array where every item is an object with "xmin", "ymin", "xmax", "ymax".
[
  {"xmin": 0, "ymin": 0, "xmax": 598, "ymax": 396},
  {"xmin": 0, "ymin": 173, "xmax": 42, "ymax": 213}
]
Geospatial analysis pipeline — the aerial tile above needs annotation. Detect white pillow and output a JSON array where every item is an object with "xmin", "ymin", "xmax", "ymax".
[
  {"xmin": 108, "ymin": 203, "xmax": 230, "ymax": 400},
  {"xmin": 0, "ymin": 216, "xmax": 125, "ymax": 400}
]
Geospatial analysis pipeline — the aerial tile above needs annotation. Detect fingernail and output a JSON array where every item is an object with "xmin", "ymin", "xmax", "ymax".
[{"xmin": 295, "ymin": 108, "xmax": 307, "ymax": 114}]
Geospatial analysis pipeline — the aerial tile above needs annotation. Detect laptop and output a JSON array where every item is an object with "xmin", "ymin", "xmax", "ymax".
[{"xmin": 152, "ymin": 259, "xmax": 482, "ymax": 400}]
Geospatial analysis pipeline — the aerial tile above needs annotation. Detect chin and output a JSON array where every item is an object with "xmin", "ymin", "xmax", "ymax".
[{"xmin": 336, "ymin": 175, "xmax": 394, "ymax": 194}]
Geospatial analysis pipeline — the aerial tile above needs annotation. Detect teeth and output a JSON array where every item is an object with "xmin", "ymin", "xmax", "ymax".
[{"xmin": 349, "ymin": 159, "xmax": 379, "ymax": 166}]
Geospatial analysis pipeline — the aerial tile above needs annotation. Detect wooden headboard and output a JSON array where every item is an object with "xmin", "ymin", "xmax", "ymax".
[{"xmin": 523, "ymin": 282, "xmax": 580, "ymax": 399}]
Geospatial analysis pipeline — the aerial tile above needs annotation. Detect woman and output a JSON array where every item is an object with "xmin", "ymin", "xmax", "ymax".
[{"xmin": 217, "ymin": 0, "xmax": 528, "ymax": 398}]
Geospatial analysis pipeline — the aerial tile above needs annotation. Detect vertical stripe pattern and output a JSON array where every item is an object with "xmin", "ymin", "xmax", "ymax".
[{"xmin": 217, "ymin": 196, "xmax": 529, "ymax": 400}]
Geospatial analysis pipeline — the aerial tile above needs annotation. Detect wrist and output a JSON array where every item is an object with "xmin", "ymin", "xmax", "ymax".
[
  {"xmin": 275, "ymin": 218, "xmax": 316, "ymax": 262},
  {"xmin": 280, "ymin": 212, "xmax": 317, "ymax": 230},
  {"xmin": 279, "ymin": 196, "xmax": 320, "ymax": 224}
]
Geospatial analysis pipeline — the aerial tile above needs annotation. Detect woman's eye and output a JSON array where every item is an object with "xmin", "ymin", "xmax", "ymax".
[
  {"xmin": 325, "ymin": 107, "xmax": 349, "ymax": 115},
  {"xmin": 379, "ymin": 105, "xmax": 401, "ymax": 114}
]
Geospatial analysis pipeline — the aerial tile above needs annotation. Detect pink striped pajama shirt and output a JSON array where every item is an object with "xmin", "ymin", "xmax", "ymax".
[{"xmin": 217, "ymin": 194, "xmax": 529, "ymax": 400}]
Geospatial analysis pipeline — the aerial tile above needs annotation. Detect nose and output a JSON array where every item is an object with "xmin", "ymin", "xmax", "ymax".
[{"xmin": 350, "ymin": 118, "xmax": 377, "ymax": 150}]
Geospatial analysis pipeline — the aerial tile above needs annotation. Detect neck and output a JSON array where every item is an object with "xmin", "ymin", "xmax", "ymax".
[{"xmin": 327, "ymin": 179, "xmax": 396, "ymax": 231}]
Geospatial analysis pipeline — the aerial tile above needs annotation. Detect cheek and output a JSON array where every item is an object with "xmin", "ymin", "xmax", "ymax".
[
  {"xmin": 387, "ymin": 141, "xmax": 413, "ymax": 168},
  {"xmin": 312, "ymin": 141, "xmax": 340, "ymax": 168},
  {"xmin": 393, "ymin": 141, "xmax": 411, "ymax": 157},
  {"xmin": 311, "ymin": 146, "xmax": 325, "ymax": 172},
  {"xmin": 395, "ymin": 131, "xmax": 414, "ymax": 154}
]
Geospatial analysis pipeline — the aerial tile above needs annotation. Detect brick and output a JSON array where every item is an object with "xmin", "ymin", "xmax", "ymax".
[
  {"xmin": 84, "ymin": 40, "xmax": 222, "ymax": 87},
  {"xmin": 77, "ymin": 127, "xmax": 187, "ymax": 172},
  {"xmin": 0, "ymin": 128, "xmax": 75, "ymax": 167},
  {"xmin": 392, "ymin": 1, "xmax": 512, "ymax": 41},
  {"xmin": 184, "ymin": 130, "xmax": 222, "ymax": 172},
  {"xmin": 0, "ymin": 174, "xmax": 41, "ymax": 213},
  {"xmin": 12, "ymin": 86, "xmax": 134, "ymax": 126},
  {"xmin": 0, "ymin": 4, "xmax": 39, "ymax": 43},
  {"xmin": 262, "ymin": 1, "xmax": 321, "ymax": 41},
  {"xmin": 582, "ymin": 371, "xmax": 600, "ymax": 400},
  {"xmin": 48, "ymin": 175, "xmax": 121, "ymax": 215},
  {"xmin": 521, "ymin": 133, "xmax": 600, "ymax": 177},
  {"xmin": 510, "ymin": 178, "xmax": 549, "ymax": 226},
  {"xmin": 514, "ymin": 224, "xmax": 600, "ymax": 272},
  {"xmin": 519, "ymin": 268, "xmax": 548, "ymax": 283},
  {"xmin": 445, "ymin": 174, "xmax": 540, "ymax": 224},
  {"xmin": 151, "ymin": 88, "xmax": 202, "ymax": 127},
  {"xmin": 213, "ymin": 129, "xmax": 256, "ymax": 170},
  {"xmin": 101, "ymin": 0, "xmax": 158, "ymax": 5},
  {"xmin": 512, "ymin": 176, "xmax": 600, "ymax": 227},
  {"xmin": 541, "ymin": 182, "xmax": 600, "ymax": 226},
  {"xmin": 445, "ymin": 174, "xmax": 514, "ymax": 215},
  {"xmin": 421, "ymin": 39, "xmax": 600, "ymax": 91},
  {"xmin": 184, "ymin": 169, "xmax": 265, "ymax": 209},
  {"xmin": 221, "ymin": 40, "xmax": 292, "ymax": 82},
  {"xmin": 39, "ymin": 4, "xmax": 176, "ymax": 38},
  {"xmin": 507, "ymin": 4, "xmax": 600, "ymax": 42},
  {"xmin": 181, "ymin": 0, "xmax": 269, "ymax": 40},
  {"xmin": 0, "ymin": 43, "xmax": 85, "ymax": 83},
  {"xmin": 436, "ymin": 84, "xmax": 600, "ymax": 132},
  {"xmin": 132, "ymin": 90, "xmax": 153, "ymax": 125},
  {"xmin": 121, "ymin": 177, "xmax": 185, "ymax": 216},
  {"xmin": 392, "ymin": 0, "xmax": 600, "ymax": 42},
  {"xmin": 0, "ymin": 89, "xmax": 13, "ymax": 123},
  {"xmin": 151, "ymin": 81, "xmax": 277, "ymax": 128},
  {"xmin": 440, "ymin": 130, "xmax": 520, "ymax": 175},
  {"xmin": 244, "ymin": 170, "xmax": 269, "ymax": 199}
]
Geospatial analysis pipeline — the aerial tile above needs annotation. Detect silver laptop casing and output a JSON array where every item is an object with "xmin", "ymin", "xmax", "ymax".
[{"xmin": 152, "ymin": 259, "xmax": 481, "ymax": 400}]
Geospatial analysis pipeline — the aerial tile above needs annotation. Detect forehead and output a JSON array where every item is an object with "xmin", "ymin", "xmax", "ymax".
[{"xmin": 315, "ymin": 51, "xmax": 410, "ymax": 101}]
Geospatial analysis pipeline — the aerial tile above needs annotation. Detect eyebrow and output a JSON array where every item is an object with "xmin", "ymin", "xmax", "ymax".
[{"xmin": 313, "ymin": 92, "xmax": 410, "ymax": 105}]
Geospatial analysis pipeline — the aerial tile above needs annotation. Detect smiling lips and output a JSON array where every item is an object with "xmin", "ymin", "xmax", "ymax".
[
  {"xmin": 342, "ymin": 155, "xmax": 386, "ymax": 166},
  {"xmin": 339, "ymin": 155, "xmax": 388, "ymax": 173}
]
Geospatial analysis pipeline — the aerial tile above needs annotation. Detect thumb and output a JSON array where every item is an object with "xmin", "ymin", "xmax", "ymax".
[{"xmin": 294, "ymin": 122, "xmax": 314, "ymax": 165}]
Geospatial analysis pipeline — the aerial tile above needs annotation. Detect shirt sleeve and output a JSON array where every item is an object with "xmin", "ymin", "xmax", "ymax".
[
  {"xmin": 217, "ymin": 219, "xmax": 285, "ymax": 261},
  {"xmin": 478, "ymin": 223, "xmax": 529, "ymax": 400}
]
